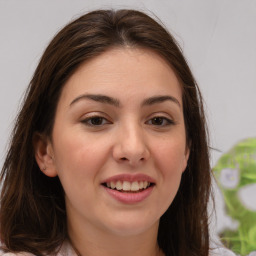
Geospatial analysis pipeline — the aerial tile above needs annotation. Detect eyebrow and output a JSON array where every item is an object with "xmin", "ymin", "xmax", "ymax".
[
  {"xmin": 70, "ymin": 94, "xmax": 120, "ymax": 107},
  {"xmin": 70, "ymin": 94, "xmax": 181, "ymax": 108},
  {"xmin": 142, "ymin": 95, "xmax": 181, "ymax": 108}
]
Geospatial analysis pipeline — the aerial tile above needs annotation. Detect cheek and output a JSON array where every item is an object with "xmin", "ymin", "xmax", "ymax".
[
  {"xmin": 153, "ymin": 137, "xmax": 187, "ymax": 176},
  {"xmin": 52, "ymin": 134, "xmax": 111, "ymax": 209},
  {"xmin": 52, "ymin": 132, "xmax": 110, "ymax": 182},
  {"xmin": 151, "ymin": 139, "xmax": 185, "ymax": 215}
]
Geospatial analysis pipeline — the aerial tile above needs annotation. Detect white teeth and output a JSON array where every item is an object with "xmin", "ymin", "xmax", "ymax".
[
  {"xmin": 131, "ymin": 181, "xmax": 139, "ymax": 191},
  {"xmin": 123, "ymin": 181, "xmax": 131, "ymax": 191},
  {"xmin": 105, "ymin": 180, "xmax": 151, "ymax": 191},
  {"xmin": 116, "ymin": 181, "xmax": 122, "ymax": 190},
  {"xmin": 143, "ymin": 181, "xmax": 148, "ymax": 189},
  {"xmin": 110, "ymin": 181, "xmax": 115, "ymax": 189}
]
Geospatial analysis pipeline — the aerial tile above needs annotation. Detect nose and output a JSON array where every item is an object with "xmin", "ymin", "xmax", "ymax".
[{"xmin": 112, "ymin": 123, "xmax": 150, "ymax": 167}]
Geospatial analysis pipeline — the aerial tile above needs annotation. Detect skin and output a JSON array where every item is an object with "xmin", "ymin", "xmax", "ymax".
[{"xmin": 35, "ymin": 47, "xmax": 189, "ymax": 256}]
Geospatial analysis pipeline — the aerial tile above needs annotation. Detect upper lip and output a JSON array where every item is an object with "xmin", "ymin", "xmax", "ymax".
[{"xmin": 102, "ymin": 173, "xmax": 156, "ymax": 184}]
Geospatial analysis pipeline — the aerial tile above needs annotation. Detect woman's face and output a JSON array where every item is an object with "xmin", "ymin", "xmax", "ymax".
[{"xmin": 39, "ymin": 48, "xmax": 189, "ymax": 237}]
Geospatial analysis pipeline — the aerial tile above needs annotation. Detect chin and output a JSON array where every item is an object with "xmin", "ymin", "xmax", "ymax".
[{"xmin": 101, "ymin": 214, "xmax": 160, "ymax": 237}]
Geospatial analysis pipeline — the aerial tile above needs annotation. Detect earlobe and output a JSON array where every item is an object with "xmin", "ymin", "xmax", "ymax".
[{"xmin": 33, "ymin": 133, "xmax": 58, "ymax": 177}]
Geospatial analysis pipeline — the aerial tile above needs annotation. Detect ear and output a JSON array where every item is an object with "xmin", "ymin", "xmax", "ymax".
[{"xmin": 33, "ymin": 133, "xmax": 58, "ymax": 177}]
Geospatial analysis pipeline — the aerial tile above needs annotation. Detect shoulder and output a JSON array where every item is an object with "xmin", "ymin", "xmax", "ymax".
[
  {"xmin": 57, "ymin": 241, "xmax": 77, "ymax": 256},
  {"xmin": 210, "ymin": 247, "xmax": 256, "ymax": 256},
  {"xmin": 209, "ymin": 247, "xmax": 236, "ymax": 256},
  {"xmin": 0, "ymin": 252, "xmax": 34, "ymax": 256},
  {"xmin": 0, "ymin": 241, "xmax": 76, "ymax": 256}
]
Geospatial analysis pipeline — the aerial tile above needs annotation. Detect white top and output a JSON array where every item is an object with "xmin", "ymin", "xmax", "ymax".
[
  {"xmin": 0, "ymin": 241, "xmax": 75, "ymax": 256},
  {"xmin": 1, "ymin": 241, "xmax": 254, "ymax": 256}
]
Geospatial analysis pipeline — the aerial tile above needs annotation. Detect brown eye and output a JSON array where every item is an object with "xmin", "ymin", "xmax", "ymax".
[
  {"xmin": 152, "ymin": 117, "xmax": 164, "ymax": 125},
  {"xmin": 81, "ymin": 116, "xmax": 110, "ymax": 126},
  {"xmin": 147, "ymin": 116, "xmax": 174, "ymax": 126},
  {"xmin": 90, "ymin": 117, "xmax": 104, "ymax": 125}
]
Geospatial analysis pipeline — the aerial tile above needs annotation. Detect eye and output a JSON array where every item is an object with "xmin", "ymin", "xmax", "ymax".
[
  {"xmin": 146, "ymin": 116, "xmax": 174, "ymax": 126},
  {"xmin": 81, "ymin": 116, "xmax": 111, "ymax": 126}
]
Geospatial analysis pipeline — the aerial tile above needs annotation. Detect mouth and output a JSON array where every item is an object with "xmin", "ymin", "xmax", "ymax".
[
  {"xmin": 101, "ymin": 174, "xmax": 155, "ymax": 203},
  {"xmin": 102, "ymin": 180, "xmax": 154, "ymax": 193}
]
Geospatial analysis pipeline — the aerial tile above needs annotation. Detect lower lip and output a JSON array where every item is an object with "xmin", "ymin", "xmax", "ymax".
[{"xmin": 103, "ymin": 186, "xmax": 154, "ymax": 204}]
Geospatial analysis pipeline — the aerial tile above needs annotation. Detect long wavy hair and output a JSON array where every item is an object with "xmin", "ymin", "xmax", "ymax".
[{"xmin": 0, "ymin": 9, "xmax": 211, "ymax": 256}]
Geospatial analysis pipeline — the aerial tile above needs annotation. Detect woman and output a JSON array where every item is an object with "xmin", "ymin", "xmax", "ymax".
[{"xmin": 0, "ymin": 9, "xmax": 213, "ymax": 256}]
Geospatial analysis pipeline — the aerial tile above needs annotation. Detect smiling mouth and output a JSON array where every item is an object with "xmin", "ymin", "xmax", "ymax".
[{"xmin": 102, "ymin": 181, "xmax": 154, "ymax": 193}]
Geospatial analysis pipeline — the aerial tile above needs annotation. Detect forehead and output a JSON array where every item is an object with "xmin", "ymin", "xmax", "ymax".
[{"xmin": 59, "ymin": 47, "xmax": 182, "ymax": 105}]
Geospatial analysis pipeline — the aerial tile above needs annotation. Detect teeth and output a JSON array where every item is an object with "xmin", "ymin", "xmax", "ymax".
[
  {"xmin": 110, "ymin": 181, "xmax": 115, "ymax": 189},
  {"xmin": 105, "ymin": 180, "xmax": 151, "ymax": 192},
  {"xmin": 131, "ymin": 181, "xmax": 139, "ymax": 191},
  {"xmin": 123, "ymin": 181, "xmax": 131, "ymax": 191},
  {"xmin": 116, "ymin": 181, "xmax": 122, "ymax": 190}
]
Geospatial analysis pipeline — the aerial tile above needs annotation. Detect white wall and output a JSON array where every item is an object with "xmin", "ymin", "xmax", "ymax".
[{"xmin": 1, "ymin": 0, "xmax": 256, "ymax": 246}]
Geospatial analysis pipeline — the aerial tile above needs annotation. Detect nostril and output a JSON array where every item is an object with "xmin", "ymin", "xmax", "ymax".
[{"xmin": 119, "ymin": 157, "xmax": 145, "ymax": 163}]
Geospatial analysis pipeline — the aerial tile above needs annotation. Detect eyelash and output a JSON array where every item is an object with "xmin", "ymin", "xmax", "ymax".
[
  {"xmin": 146, "ymin": 116, "xmax": 174, "ymax": 126},
  {"xmin": 81, "ymin": 116, "xmax": 111, "ymax": 126},
  {"xmin": 81, "ymin": 115, "xmax": 174, "ymax": 127}
]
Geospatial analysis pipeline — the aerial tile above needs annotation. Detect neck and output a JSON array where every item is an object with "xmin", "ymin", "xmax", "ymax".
[{"xmin": 68, "ymin": 218, "xmax": 164, "ymax": 256}]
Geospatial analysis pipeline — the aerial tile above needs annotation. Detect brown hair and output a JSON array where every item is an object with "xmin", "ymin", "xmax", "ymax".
[{"xmin": 0, "ymin": 9, "xmax": 211, "ymax": 256}]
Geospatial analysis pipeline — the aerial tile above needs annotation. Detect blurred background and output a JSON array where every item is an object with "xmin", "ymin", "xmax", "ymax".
[{"xmin": 1, "ymin": 0, "xmax": 256, "ymax": 253}]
